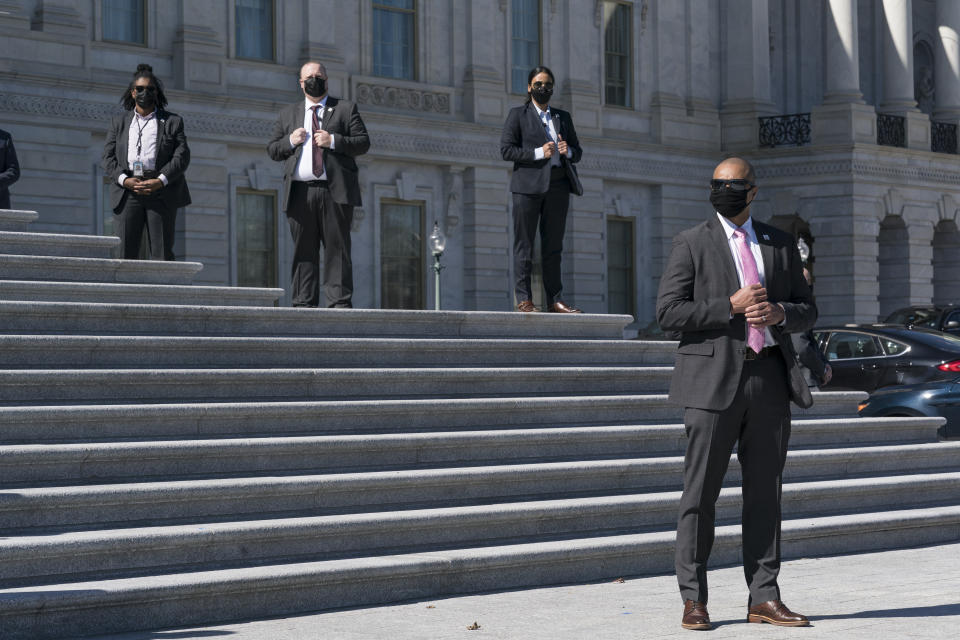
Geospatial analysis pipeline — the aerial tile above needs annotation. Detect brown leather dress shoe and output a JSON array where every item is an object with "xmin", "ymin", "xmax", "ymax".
[
  {"xmin": 547, "ymin": 301, "xmax": 582, "ymax": 313},
  {"xmin": 747, "ymin": 600, "xmax": 809, "ymax": 626},
  {"xmin": 681, "ymin": 599, "xmax": 711, "ymax": 630},
  {"xmin": 517, "ymin": 300, "xmax": 538, "ymax": 312}
]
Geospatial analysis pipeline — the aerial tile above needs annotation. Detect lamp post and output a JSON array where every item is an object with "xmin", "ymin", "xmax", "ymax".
[{"xmin": 429, "ymin": 221, "xmax": 446, "ymax": 311}]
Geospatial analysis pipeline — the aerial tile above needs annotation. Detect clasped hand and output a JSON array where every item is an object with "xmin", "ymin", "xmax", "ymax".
[
  {"xmin": 730, "ymin": 283, "xmax": 783, "ymax": 327},
  {"xmin": 541, "ymin": 135, "xmax": 568, "ymax": 159},
  {"xmin": 123, "ymin": 177, "xmax": 163, "ymax": 195}
]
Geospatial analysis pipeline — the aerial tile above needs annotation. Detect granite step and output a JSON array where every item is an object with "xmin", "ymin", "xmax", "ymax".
[
  {"xmin": 3, "ymin": 472, "xmax": 958, "ymax": 589},
  {"xmin": 0, "ymin": 393, "xmax": 871, "ymax": 444},
  {"xmin": 2, "ymin": 418, "xmax": 946, "ymax": 486},
  {"xmin": 0, "ymin": 209, "xmax": 38, "ymax": 232},
  {"xmin": 0, "ymin": 280, "xmax": 282, "ymax": 306},
  {"xmin": 4, "ymin": 442, "xmax": 959, "ymax": 533},
  {"xmin": 0, "ymin": 301, "xmax": 635, "ymax": 339},
  {"xmin": 0, "ymin": 230, "xmax": 119, "ymax": 258},
  {"xmin": 0, "ymin": 254, "xmax": 202, "ymax": 285},
  {"xmin": 0, "ymin": 367, "xmax": 673, "ymax": 405},
  {"xmin": 3, "ymin": 505, "xmax": 960, "ymax": 640},
  {"xmin": 0, "ymin": 335, "xmax": 676, "ymax": 369}
]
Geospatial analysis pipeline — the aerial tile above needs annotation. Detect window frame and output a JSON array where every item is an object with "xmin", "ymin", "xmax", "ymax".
[
  {"xmin": 378, "ymin": 197, "xmax": 426, "ymax": 310},
  {"xmin": 234, "ymin": 187, "xmax": 280, "ymax": 289},
  {"xmin": 602, "ymin": 0, "xmax": 633, "ymax": 108},
  {"xmin": 509, "ymin": 0, "xmax": 542, "ymax": 95},
  {"xmin": 372, "ymin": 0, "xmax": 419, "ymax": 82},
  {"xmin": 234, "ymin": 0, "xmax": 278, "ymax": 63},
  {"xmin": 100, "ymin": 0, "xmax": 148, "ymax": 47}
]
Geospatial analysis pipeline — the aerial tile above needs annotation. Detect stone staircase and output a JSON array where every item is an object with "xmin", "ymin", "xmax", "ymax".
[{"xmin": 1, "ymin": 208, "xmax": 957, "ymax": 639}]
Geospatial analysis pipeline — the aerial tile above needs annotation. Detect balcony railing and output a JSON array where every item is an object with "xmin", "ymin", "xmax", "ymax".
[
  {"xmin": 932, "ymin": 121, "xmax": 958, "ymax": 154},
  {"xmin": 877, "ymin": 114, "xmax": 906, "ymax": 147},
  {"xmin": 758, "ymin": 113, "xmax": 811, "ymax": 148}
]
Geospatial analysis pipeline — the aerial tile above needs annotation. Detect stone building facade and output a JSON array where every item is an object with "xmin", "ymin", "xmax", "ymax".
[{"xmin": 1, "ymin": 0, "xmax": 958, "ymax": 325}]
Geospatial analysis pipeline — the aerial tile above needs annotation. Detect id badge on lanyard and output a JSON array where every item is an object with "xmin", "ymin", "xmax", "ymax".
[{"xmin": 132, "ymin": 160, "xmax": 144, "ymax": 177}]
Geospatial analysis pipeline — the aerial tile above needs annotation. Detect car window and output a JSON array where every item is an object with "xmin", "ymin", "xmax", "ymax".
[
  {"xmin": 885, "ymin": 308, "xmax": 940, "ymax": 328},
  {"xmin": 881, "ymin": 338, "xmax": 908, "ymax": 355},
  {"xmin": 945, "ymin": 310, "xmax": 960, "ymax": 327},
  {"xmin": 825, "ymin": 332, "xmax": 882, "ymax": 360}
]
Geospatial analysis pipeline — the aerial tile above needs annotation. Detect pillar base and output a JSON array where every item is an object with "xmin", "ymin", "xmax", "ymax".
[
  {"xmin": 881, "ymin": 109, "xmax": 932, "ymax": 150},
  {"xmin": 651, "ymin": 93, "xmax": 720, "ymax": 149},
  {"xmin": 720, "ymin": 100, "xmax": 778, "ymax": 151},
  {"xmin": 811, "ymin": 102, "xmax": 877, "ymax": 145}
]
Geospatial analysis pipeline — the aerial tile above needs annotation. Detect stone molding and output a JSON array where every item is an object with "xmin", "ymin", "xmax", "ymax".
[{"xmin": 353, "ymin": 79, "xmax": 451, "ymax": 114}]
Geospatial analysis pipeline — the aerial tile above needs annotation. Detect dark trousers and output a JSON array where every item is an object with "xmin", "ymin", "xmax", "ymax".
[
  {"xmin": 512, "ymin": 167, "xmax": 570, "ymax": 306},
  {"xmin": 675, "ymin": 352, "xmax": 791, "ymax": 606},
  {"xmin": 286, "ymin": 181, "xmax": 353, "ymax": 308},
  {"xmin": 115, "ymin": 193, "xmax": 176, "ymax": 260}
]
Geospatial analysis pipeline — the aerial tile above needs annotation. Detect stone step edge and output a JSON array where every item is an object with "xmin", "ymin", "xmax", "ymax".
[
  {"xmin": 0, "ymin": 280, "xmax": 282, "ymax": 300},
  {"xmin": 2, "ymin": 504, "xmax": 959, "ymax": 640},
  {"xmin": 0, "ymin": 230, "xmax": 119, "ymax": 248},
  {"xmin": 6, "ymin": 441, "xmax": 960, "ymax": 504},
  {"xmin": 4, "ymin": 471, "xmax": 959, "ymax": 568},
  {"xmin": 1, "ymin": 418, "xmax": 946, "ymax": 466},
  {"xmin": 0, "ymin": 253, "xmax": 203, "ymax": 272}
]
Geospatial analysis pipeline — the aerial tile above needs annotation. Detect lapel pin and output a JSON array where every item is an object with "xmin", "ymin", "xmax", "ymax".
[{"xmin": 762, "ymin": 234, "xmax": 770, "ymax": 240}]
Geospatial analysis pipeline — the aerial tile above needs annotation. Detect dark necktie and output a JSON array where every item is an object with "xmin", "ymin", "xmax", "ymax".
[{"xmin": 311, "ymin": 104, "xmax": 324, "ymax": 178}]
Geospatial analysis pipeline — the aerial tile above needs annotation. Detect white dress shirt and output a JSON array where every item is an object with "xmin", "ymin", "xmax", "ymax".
[
  {"xmin": 531, "ymin": 103, "xmax": 571, "ymax": 166},
  {"xmin": 117, "ymin": 109, "xmax": 168, "ymax": 186},
  {"xmin": 717, "ymin": 212, "xmax": 778, "ymax": 347},
  {"xmin": 292, "ymin": 96, "xmax": 336, "ymax": 182}
]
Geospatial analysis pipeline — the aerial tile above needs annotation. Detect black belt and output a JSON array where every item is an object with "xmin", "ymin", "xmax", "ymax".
[
  {"xmin": 138, "ymin": 169, "xmax": 159, "ymax": 179},
  {"xmin": 744, "ymin": 346, "xmax": 778, "ymax": 361},
  {"xmin": 295, "ymin": 179, "xmax": 328, "ymax": 187}
]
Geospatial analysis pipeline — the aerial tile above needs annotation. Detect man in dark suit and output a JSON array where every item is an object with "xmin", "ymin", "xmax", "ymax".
[
  {"xmin": 656, "ymin": 157, "xmax": 816, "ymax": 631},
  {"xmin": 500, "ymin": 65, "xmax": 583, "ymax": 313},
  {"xmin": 102, "ymin": 64, "xmax": 191, "ymax": 260},
  {"xmin": 267, "ymin": 61, "xmax": 370, "ymax": 308},
  {"xmin": 0, "ymin": 128, "xmax": 20, "ymax": 210}
]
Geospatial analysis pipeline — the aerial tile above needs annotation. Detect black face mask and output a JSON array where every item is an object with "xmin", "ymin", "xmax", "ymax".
[
  {"xmin": 530, "ymin": 86, "xmax": 552, "ymax": 105},
  {"xmin": 134, "ymin": 86, "xmax": 156, "ymax": 110},
  {"xmin": 710, "ymin": 190, "xmax": 752, "ymax": 219},
  {"xmin": 303, "ymin": 76, "xmax": 326, "ymax": 98}
]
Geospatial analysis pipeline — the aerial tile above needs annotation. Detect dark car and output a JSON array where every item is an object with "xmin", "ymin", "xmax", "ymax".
[
  {"xmin": 813, "ymin": 324, "xmax": 960, "ymax": 393},
  {"xmin": 858, "ymin": 377, "xmax": 960, "ymax": 439},
  {"xmin": 884, "ymin": 305, "xmax": 960, "ymax": 335}
]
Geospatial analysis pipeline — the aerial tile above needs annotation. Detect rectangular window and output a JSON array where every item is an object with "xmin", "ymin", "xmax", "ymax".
[
  {"xmin": 380, "ymin": 200, "xmax": 424, "ymax": 309},
  {"xmin": 102, "ymin": 0, "xmax": 145, "ymax": 45},
  {"xmin": 236, "ymin": 190, "xmax": 278, "ymax": 288},
  {"xmin": 236, "ymin": 0, "xmax": 275, "ymax": 61},
  {"xmin": 373, "ymin": 0, "xmax": 416, "ymax": 80},
  {"xmin": 604, "ymin": 1, "xmax": 632, "ymax": 107},
  {"xmin": 607, "ymin": 217, "xmax": 635, "ymax": 315},
  {"xmin": 511, "ymin": 0, "xmax": 540, "ymax": 94}
]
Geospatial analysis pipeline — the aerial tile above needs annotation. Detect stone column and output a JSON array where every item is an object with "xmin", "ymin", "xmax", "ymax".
[
  {"xmin": 934, "ymin": 0, "xmax": 960, "ymax": 121},
  {"xmin": 879, "ymin": 0, "xmax": 930, "ymax": 149},
  {"xmin": 461, "ymin": 1, "xmax": 508, "ymax": 125},
  {"xmin": 720, "ymin": 0, "xmax": 777, "ymax": 150},
  {"xmin": 812, "ymin": 0, "xmax": 877, "ymax": 143}
]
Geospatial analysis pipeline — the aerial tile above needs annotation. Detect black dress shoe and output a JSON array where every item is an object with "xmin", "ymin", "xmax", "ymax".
[
  {"xmin": 547, "ymin": 301, "xmax": 582, "ymax": 313},
  {"xmin": 747, "ymin": 600, "xmax": 809, "ymax": 626},
  {"xmin": 681, "ymin": 599, "xmax": 711, "ymax": 630}
]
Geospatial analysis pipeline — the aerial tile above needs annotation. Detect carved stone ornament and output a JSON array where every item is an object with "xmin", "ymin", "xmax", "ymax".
[{"xmin": 355, "ymin": 82, "xmax": 450, "ymax": 113}]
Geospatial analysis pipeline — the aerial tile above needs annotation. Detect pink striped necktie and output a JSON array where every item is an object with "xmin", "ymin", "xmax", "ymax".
[{"xmin": 733, "ymin": 227, "xmax": 765, "ymax": 354}]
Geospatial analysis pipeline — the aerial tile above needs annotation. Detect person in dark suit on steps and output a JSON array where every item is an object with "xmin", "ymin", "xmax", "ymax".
[
  {"xmin": 0, "ymin": 127, "xmax": 20, "ymax": 210},
  {"xmin": 102, "ymin": 64, "xmax": 191, "ymax": 260},
  {"xmin": 500, "ymin": 65, "xmax": 583, "ymax": 313},
  {"xmin": 267, "ymin": 61, "xmax": 370, "ymax": 308},
  {"xmin": 656, "ymin": 157, "xmax": 816, "ymax": 631}
]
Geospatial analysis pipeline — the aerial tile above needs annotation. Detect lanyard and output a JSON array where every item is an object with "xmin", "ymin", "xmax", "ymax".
[{"xmin": 134, "ymin": 114, "xmax": 153, "ymax": 159}]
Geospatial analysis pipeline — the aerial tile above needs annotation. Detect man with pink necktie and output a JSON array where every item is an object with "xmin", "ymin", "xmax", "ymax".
[{"xmin": 656, "ymin": 157, "xmax": 816, "ymax": 631}]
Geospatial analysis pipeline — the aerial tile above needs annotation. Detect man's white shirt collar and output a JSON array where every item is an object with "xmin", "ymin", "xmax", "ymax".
[
  {"xmin": 305, "ymin": 96, "xmax": 328, "ymax": 111},
  {"xmin": 717, "ymin": 212, "xmax": 757, "ymax": 243}
]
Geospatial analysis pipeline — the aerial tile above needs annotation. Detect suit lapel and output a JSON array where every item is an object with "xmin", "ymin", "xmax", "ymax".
[
  {"xmin": 117, "ymin": 111, "xmax": 134, "ymax": 170},
  {"xmin": 755, "ymin": 222, "xmax": 776, "ymax": 279},
  {"xmin": 155, "ymin": 110, "xmax": 168, "ymax": 165},
  {"xmin": 323, "ymin": 97, "xmax": 338, "ymax": 127},
  {"xmin": 707, "ymin": 216, "xmax": 740, "ymax": 291},
  {"xmin": 526, "ymin": 103, "xmax": 550, "ymax": 145}
]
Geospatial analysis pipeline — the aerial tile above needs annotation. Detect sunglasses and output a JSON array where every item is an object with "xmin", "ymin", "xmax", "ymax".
[
  {"xmin": 531, "ymin": 81, "xmax": 554, "ymax": 90},
  {"xmin": 134, "ymin": 85, "xmax": 158, "ymax": 94},
  {"xmin": 710, "ymin": 179, "xmax": 754, "ymax": 192}
]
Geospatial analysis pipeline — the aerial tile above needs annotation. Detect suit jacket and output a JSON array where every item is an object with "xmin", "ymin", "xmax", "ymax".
[
  {"xmin": 500, "ymin": 102, "xmax": 583, "ymax": 196},
  {"xmin": 266, "ymin": 97, "xmax": 370, "ymax": 210},
  {"xmin": 791, "ymin": 329, "xmax": 830, "ymax": 387},
  {"xmin": 0, "ymin": 128, "xmax": 20, "ymax": 209},
  {"xmin": 656, "ymin": 215, "xmax": 817, "ymax": 411},
  {"xmin": 101, "ymin": 110, "xmax": 192, "ymax": 214}
]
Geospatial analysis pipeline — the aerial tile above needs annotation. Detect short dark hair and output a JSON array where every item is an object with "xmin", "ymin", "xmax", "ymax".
[
  {"xmin": 120, "ymin": 63, "xmax": 168, "ymax": 111},
  {"xmin": 525, "ymin": 65, "xmax": 555, "ymax": 103}
]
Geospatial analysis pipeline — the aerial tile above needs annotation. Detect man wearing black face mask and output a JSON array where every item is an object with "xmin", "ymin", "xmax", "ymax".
[
  {"xmin": 501, "ymin": 65, "xmax": 583, "ymax": 313},
  {"xmin": 267, "ymin": 61, "xmax": 370, "ymax": 308},
  {"xmin": 102, "ymin": 63, "xmax": 191, "ymax": 260},
  {"xmin": 657, "ymin": 157, "xmax": 816, "ymax": 631}
]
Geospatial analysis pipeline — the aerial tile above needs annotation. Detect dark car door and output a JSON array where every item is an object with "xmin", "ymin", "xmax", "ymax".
[
  {"xmin": 942, "ymin": 310, "xmax": 960, "ymax": 336},
  {"xmin": 930, "ymin": 380, "xmax": 960, "ymax": 438},
  {"xmin": 822, "ymin": 331, "xmax": 886, "ymax": 391}
]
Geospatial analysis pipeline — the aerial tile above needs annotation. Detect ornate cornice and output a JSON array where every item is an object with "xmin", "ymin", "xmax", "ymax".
[{"xmin": 355, "ymin": 82, "xmax": 450, "ymax": 114}]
